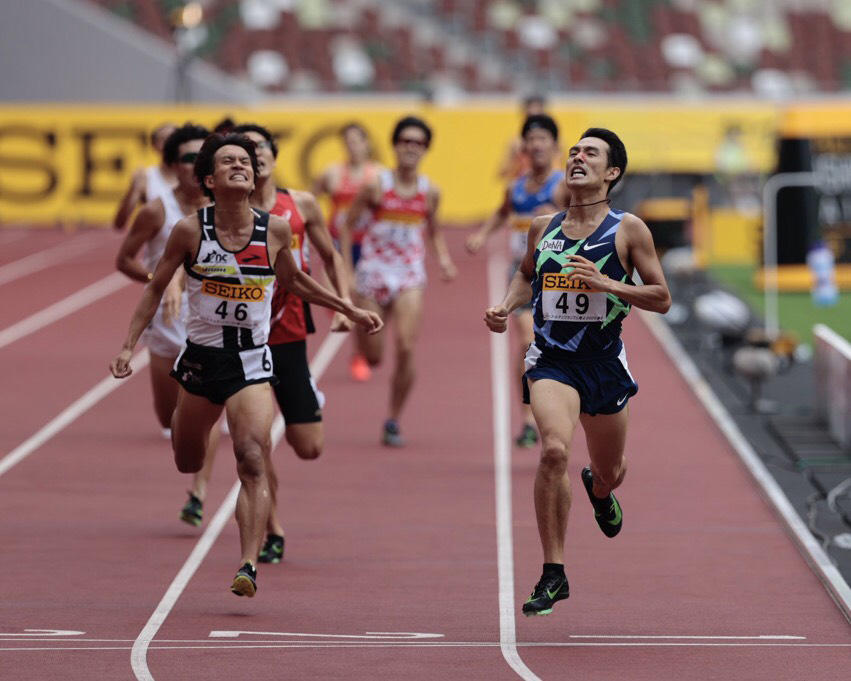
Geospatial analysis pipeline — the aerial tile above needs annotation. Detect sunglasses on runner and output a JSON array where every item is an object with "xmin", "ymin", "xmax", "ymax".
[
  {"xmin": 396, "ymin": 137, "xmax": 427, "ymax": 148},
  {"xmin": 179, "ymin": 152, "xmax": 199, "ymax": 164}
]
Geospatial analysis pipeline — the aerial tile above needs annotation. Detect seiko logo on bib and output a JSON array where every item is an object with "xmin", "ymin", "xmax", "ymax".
[
  {"xmin": 540, "ymin": 239, "xmax": 565, "ymax": 251},
  {"xmin": 202, "ymin": 280, "xmax": 265, "ymax": 301}
]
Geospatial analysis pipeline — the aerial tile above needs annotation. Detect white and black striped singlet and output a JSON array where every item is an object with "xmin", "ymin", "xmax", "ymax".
[{"xmin": 183, "ymin": 206, "xmax": 277, "ymax": 349}]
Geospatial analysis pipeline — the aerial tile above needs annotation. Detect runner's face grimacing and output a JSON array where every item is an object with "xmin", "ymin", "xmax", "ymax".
[
  {"xmin": 523, "ymin": 128, "xmax": 558, "ymax": 172},
  {"xmin": 207, "ymin": 144, "xmax": 255, "ymax": 195},
  {"xmin": 242, "ymin": 131, "xmax": 275, "ymax": 181},
  {"xmin": 566, "ymin": 136, "xmax": 619, "ymax": 191},
  {"xmin": 394, "ymin": 125, "xmax": 428, "ymax": 170},
  {"xmin": 172, "ymin": 139, "xmax": 204, "ymax": 190}
]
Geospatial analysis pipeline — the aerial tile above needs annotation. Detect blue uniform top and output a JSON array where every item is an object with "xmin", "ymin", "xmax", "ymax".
[
  {"xmin": 530, "ymin": 209, "xmax": 634, "ymax": 359},
  {"xmin": 507, "ymin": 170, "xmax": 565, "ymax": 260}
]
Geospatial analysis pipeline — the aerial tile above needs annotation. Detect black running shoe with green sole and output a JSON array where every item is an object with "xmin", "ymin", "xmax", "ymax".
[
  {"xmin": 581, "ymin": 467, "xmax": 622, "ymax": 538},
  {"xmin": 522, "ymin": 572, "xmax": 569, "ymax": 616},
  {"xmin": 180, "ymin": 492, "xmax": 203, "ymax": 527},
  {"xmin": 515, "ymin": 424, "xmax": 539, "ymax": 448},
  {"xmin": 258, "ymin": 534, "xmax": 285, "ymax": 564},
  {"xmin": 230, "ymin": 562, "xmax": 257, "ymax": 597}
]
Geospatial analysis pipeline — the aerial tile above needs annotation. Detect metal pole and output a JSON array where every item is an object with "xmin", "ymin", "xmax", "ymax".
[{"xmin": 761, "ymin": 171, "xmax": 817, "ymax": 339}]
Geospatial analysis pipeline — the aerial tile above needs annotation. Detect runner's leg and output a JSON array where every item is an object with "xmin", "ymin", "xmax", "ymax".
[
  {"xmin": 388, "ymin": 288, "xmax": 423, "ymax": 422},
  {"xmin": 149, "ymin": 352, "xmax": 179, "ymax": 429},
  {"xmin": 579, "ymin": 407, "xmax": 629, "ymax": 498}
]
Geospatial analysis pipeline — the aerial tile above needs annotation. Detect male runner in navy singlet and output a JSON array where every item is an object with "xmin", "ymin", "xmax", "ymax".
[
  {"xmin": 110, "ymin": 133, "xmax": 382, "ymax": 598},
  {"xmin": 484, "ymin": 128, "xmax": 671, "ymax": 616}
]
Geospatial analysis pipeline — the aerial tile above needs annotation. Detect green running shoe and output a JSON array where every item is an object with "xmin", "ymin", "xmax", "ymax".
[
  {"xmin": 581, "ymin": 467, "xmax": 622, "ymax": 538},
  {"xmin": 515, "ymin": 424, "xmax": 539, "ymax": 448},
  {"xmin": 522, "ymin": 572, "xmax": 569, "ymax": 616},
  {"xmin": 180, "ymin": 492, "xmax": 203, "ymax": 527},
  {"xmin": 230, "ymin": 562, "xmax": 257, "ymax": 597},
  {"xmin": 258, "ymin": 534, "xmax": 285, "ymax": 564}
]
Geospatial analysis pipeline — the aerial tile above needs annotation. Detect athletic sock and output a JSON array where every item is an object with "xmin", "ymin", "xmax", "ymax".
[{"xmin": 542, "ymin": 563, "xmax": 565, "ymax": 578}]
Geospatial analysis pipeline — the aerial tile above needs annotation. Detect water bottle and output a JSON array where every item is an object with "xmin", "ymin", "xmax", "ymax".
[{"xmin": 807, "ymin": 241, "xmax": 839, "ymax": 306}]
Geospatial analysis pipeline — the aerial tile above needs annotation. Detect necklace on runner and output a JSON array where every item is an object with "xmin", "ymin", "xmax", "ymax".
[{"xmin": 568, "ymin": 197, "xmax": 610, "ymax": 208}]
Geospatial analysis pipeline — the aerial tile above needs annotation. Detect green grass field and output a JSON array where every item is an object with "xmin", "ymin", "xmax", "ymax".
[{"xmin": 709, "ymin": 265, "xmax": 851, "ymax": 345}]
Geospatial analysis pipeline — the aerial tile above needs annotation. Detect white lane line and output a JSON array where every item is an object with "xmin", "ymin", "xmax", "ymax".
[
  {"xmin": 130, "ymin": 330, "xmax": 347, "ymax": 681},
  {"xmin": 0, "ymin": 271, "xmax": 131, "ymax": 350},
  {"xmin": 640, "ymin": 312, "xmax": 851, "ymax": 624},
  {"xmin": 487, "ymin": 252, "xmax": 540, "ymax": 681},
  {"xmin": 569, "ymin": 635, "xmax": 806, "ymax": 640},
  {"xmin": 0, "ymin": 350, "xmax": 150, "ymax": 479},
  {"xmin": 11, "ymin": 642, "xmax": 851, "ymax": 652},
  {"xmin": 0, "ymin": 232, "xmax": 102, "ymax": 287}
]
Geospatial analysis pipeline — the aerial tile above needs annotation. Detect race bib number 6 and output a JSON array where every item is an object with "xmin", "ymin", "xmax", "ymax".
[{"xmin": 541, "ymin": 272, "xmax": 606, "ymax": 322}]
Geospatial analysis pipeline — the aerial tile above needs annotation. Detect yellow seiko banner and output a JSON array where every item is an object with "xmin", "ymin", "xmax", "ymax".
[{"xmin": 0, "ymin": 102, "xmax": 781, "ymax": 226}]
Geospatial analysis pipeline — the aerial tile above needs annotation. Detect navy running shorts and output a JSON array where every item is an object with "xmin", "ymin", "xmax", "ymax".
[
  {"xmin": 171, "ymin": 341, "xmax": 277, "ymax": 405},
  {"xmin": 522, "ymin": 341, "xmax": 638, "ymax": 415}
]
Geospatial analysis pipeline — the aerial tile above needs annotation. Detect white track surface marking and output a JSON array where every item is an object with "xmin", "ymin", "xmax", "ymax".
[
  {"xmin": 640, "ymin": 311, "xmax": 851, "ymax": 623},
  {"xmin": 0, "ymin": 272, "xmax": 130, "ymax": 350},
  {"xmin": 0, "ymin": 350, "xmax": 149, "ymax": 479},
  {"xmin": 487, "ymin": 252, "xmax": 541, "ymax": 681},
  {"xmin": 0, "ymin": 232, "xmax": 102, "ymax": 286}
]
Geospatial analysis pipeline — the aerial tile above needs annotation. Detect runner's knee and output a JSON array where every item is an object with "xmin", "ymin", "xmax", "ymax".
[
  {"xmin": 233, "ymin": 439, "xmax": 267, "ymax": 479},
  {"xmin": 539, "ymin": 438, "xmax": 568, "ymax": 472}
]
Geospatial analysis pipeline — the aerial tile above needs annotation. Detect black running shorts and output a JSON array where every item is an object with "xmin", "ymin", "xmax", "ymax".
[{"xmin": 270, "ymin": 340, "xmax": 323, "ymax": 424}]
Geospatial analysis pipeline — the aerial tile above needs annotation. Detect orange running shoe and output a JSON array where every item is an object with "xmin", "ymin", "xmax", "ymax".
[{"xmin": 350, "ymin": 354, "xmax": 371, "ymax": 382}]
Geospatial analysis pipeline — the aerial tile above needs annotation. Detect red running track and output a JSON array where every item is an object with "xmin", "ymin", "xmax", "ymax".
[{"xmin": 0, "ymin": 228, "xmax": 848, "ymax": 680}]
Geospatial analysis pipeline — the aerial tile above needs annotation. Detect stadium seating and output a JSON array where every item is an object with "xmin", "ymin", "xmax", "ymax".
[{"xmin": 89, "ymin": 0, "xmax": 851, "ymax": 95}]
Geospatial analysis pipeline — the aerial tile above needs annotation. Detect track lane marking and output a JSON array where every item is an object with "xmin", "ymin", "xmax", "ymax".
[
  {"xmin": 0, "ymin": 350, "xmax": 149, "ymax": 479},
  {"xmin": 130, "ymin": 330, "xmax": 347, "ymax": 681},
  {"xmin": 0, "ymin": 271, "xmax": 131, "ymax": 350},
  {"xmin": 640, "ymin": 312, "xmax": 851, "ymax": 623},
  {"xmin": 0, "ymin": 232, "xmax": 103, "ymax": 287},
  {"xmin": 487, "ymin": 251, "xmax": 541, "ymax": 681}
]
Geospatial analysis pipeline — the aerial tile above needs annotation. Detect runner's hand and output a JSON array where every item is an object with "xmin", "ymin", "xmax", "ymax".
[
  {"xmin": 440, "ymin": 258, "xmax": 457, "ymax": 281},
  {"xmin": 110, "ymin": 349, "xmax": 134, "ymax": 378},
  {"xmin": 330, "ymin": 311, "xmax": 354, "ymax": 332},
  {"xmin": 485, "ymin": 305, "xmax": 509, "ymax": 333},
  {"xmin": 465, "ymin": 231, "xmax": 486, "ymax": 254},
  {"xmin": 348, "ymin": 307, "xmax": 383, "ymax": 335},
  {"xmin": 564, "ymin": 254, "xmax": 610, "ymax": 292}
]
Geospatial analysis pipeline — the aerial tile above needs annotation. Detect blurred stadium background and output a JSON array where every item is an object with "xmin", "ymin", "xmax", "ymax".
[{"xmin": 2, "ymin": 0, "xmax": 851, "ymax": 575}]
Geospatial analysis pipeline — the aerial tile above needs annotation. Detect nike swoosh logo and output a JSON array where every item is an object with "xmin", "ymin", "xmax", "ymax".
[
  {"xmin": 616, "ymin": 394, "xmax": 628, "ymax": 406},
  {"xmin": 583, "ymin": 241, "xmax": 609, "ymax": 251},
  {"xmin": 608, "ymin": 501, "xmax": 622, "ymax": 525},
  {"xmin": 546, "ymin": 587, "xmax": 561, "ymax": 599}
]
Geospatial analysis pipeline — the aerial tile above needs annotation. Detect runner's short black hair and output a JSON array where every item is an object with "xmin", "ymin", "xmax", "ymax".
[
  {"xmin": 580, "ymin": 127, "xmax": 628, "ymax": 193},
  {"xmin": 162, "ymin": 123, "xmax": 209, "ymax": 166},
  {"xmin": 232, "ymin": 123, "xmax": 278, "ymax": 158},
  {"xmin": 522, "ymin": 114, "xmax": 558, "ymax": 141},
  {"xmin": 194, "ymin": 133, "xmax": 259, "ymax": 200},
  {"xmin": 213, "ymin": 116, "xmax": 236, "ymax": 134},
  {"xmin": 391, "ymin": 116, "xmax": 432, "ymax": 148}
]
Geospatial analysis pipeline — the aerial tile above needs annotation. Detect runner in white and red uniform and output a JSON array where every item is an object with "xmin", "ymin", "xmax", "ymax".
[
  {"xmin": 313, "ymin": 122, "xmax": 383, "ymax": 381},
  {"xmin": 342, "ymin": 116, "xmax": 456, "ymax": 447},
  {"xmin": 115, "ymin": 123, "xmax": 209, "ymax": 443},
  {"xmin": 110, "ymin": 132, "xmax": 381, "ymax": 598}
]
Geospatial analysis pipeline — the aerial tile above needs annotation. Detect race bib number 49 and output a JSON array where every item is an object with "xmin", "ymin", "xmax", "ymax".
[{"xmin": 541, "ymin": 272, "xmax": 606, "ymax": 322}]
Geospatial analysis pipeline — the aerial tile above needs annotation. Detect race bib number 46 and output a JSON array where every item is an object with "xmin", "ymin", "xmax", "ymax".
[
  {"xmin": 541, "ymin": 272, "xmax": 606, "ymax": 322},
  {"xmin": 200, "ymin": 280, "xmax": 265, "ymax": 327}
]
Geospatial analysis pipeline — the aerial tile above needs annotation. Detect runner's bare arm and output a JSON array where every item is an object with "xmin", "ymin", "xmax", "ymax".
[
  {"xmin": 268, "ymin": 215, "xmax": 383, "ymax": 334},
  {"xmin": 484, "ymin": 214, "xmax": 550, "ymax": 332},
  {"xmin": 466, "ymin": 187, "xmax": 512, "ymax": 254},
  {"xmin": 115, "ymin": 199, "xmax": 165, "ymax": 283},
  {"xmin": 110, "ymin": 216, "xmax": 198, "ymax": 378},
  {"xmin": 424, "ymin": 187, "xmax": 456, "ymax": 281},
  {"xmin": 112, "ymin": 169, "xmax": 147, "ymax": 231},
  {"xmin": 340, "ymin": 181, "xmax": 378, "ymax": 277},
  {"xmin": 565, "ymin": 214, "xmax": 671, "ymax": 313},
  {"xmin": 295, "ymin": 191, "xmax": 353, "ymax": 332}
]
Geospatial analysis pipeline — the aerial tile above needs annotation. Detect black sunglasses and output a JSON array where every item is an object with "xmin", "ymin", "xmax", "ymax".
[{"xmin": 179, "ymin": 152, "xmax": 199, "ymax": 164}]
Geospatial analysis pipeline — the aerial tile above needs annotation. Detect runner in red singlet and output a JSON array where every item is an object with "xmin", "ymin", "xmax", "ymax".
[{"xmin": 313, "ymin": 122, "xmax": 384, "ymax": 381}]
